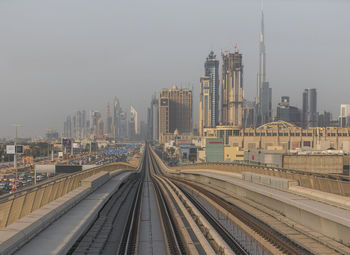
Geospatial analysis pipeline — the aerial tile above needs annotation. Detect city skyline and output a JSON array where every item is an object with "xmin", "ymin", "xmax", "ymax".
[{"xmin": 1, "ymin": 0, "xmax": 350, "ymax": 137}]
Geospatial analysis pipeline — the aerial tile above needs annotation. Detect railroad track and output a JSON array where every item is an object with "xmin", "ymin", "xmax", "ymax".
[
  {"xmin": 148, "ymin": 146, "xmax": 317, "ymax": 255},
  {"xmin": 178, "ymin": 185, "xmax": 249, "ymax": 255},
  {"xmin": 171, "ymin": 177, "xmax": 311, "ymax": 255},
  {"xmin": 68, "ymin": 144, "xmax": 311, "ymax": 255},
  {"xmin": 68, "ymin": 144, "xmax": 188, "ymax": 255}
]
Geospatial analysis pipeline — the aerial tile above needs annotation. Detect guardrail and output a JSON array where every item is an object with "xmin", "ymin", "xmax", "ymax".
[
  {"xmin": 171, "ymin": 162, "xmax": 350, "ymax": 197},
  {"xmin": 0, "ymin": 162, "xmax": 137, "ymax": 230}
]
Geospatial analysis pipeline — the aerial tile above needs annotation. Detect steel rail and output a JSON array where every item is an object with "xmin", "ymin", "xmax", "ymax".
[
  {"xmin": 177, "ymin": 184, "xmax": 249, "ymax": 255},
  {"xmin": 148, "ymin": 148, "xmax": 184, "ymax": 255},
  {"xmin": 172, "ymin": 177, "xmax": 310, "ymax": 255}
]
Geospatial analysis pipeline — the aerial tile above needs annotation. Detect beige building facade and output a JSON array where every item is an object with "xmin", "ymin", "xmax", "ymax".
[
  {"xmin": 159, "ymin": 85, "xmax": 193, "ymax": 142},
  {"xmin": 221, "ymin": 50, "xmax": 244, "ymax": 127},
  {"xmin": 203, "ymin": 121, "xmax": 350, "ymax": 151},
  {"xmin": 199, "ymin": 76, "xmax": 211, "ymax": 136}
]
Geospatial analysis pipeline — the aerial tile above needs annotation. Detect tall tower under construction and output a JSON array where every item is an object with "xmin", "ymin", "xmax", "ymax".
[{"xmin": 221, "ymin": 49, "xmax": 243, "ymax": 127}]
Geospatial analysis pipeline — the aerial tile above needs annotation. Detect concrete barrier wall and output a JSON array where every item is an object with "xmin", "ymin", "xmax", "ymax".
[
  {"xmin": 0, "ymin": 169, "xmax": 126, "ymax": 255},
  {"xmin": 0, "ymin": 162, "xmax": 137, "ymax": 230},
  {"xmin": 242, "ymin": 172, "xmax": 298, "ymax": 190},
  {"xmin": 283, "ymin": 155, "xmax": 343, "ymax": 174},
  {"xmin": 178, "ymin": 172, "xmax": 350, "ymax": 246},
  {"xmin": 171, "ymin": 163, "xmax": 350, "ymax": 197}
]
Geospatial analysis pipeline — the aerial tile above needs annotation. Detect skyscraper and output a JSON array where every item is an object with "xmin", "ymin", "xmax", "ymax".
[
  {"xmin": 302, "ymin": 88, "xmax": 317, "ymax": 128},
  {"xmin": 82, "ymin": 110, "xmax": 86, "ymax": 138},
  {"xmin": 130, "ymin": 106, "xmax": 138, "ymax": 135},
  {"xmin": 204, "ymin": 51, "xmax": 220, "ymax": 126},
  {"xmin": 63, "ymin": 115, "xmax": 72, "ymax": 138},
  {"xmin": 340, "ymin": 104, "xmax": 350, "ymax": 127},
  {"xmin": 148, "ymin": 95, "xmax": 159, "ymax": 141},
  {"xmin": 113, "ymin": 97, "xmax": 121, "ymax": 140},
  {"xmin": 75, "ymin": 111, "xmax": 82, "ymax": 139},
  {"xmin": 256, "ymin": 6, "xmax": 272, "ymax": 125},
  {"xmin": 97, "ymin": 118, "xmax": 104, "ymax": 139},
  {"xmin": 199, "ymin": 76, "xmax": 211, "ymax": 135},
  {"xmin": 221, "ymin": 49, "xmax": 243, "ymax": 127},
  {"xmin": 106, "ymin": 103, "xmax": 113, "ymax": 137},
  {"xmin": 159, "ymin": 85, "xmax": 192, "ymax": 137},
  {"xmin": 199, "ymin": 51, "xmax": 220, "ymax": 135},
  {"xmin": 276, "ymin": 96, "xmax": 301, "ymax": 126}
]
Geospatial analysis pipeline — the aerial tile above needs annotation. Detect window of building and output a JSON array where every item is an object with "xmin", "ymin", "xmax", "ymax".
[
  {"xmin": 295, "ymin": 133, "xmax": 300, "ymax": 136},
  {"xmin": 261, "ymin": 133, "xmax": 265, "ymax": 136},
  {"xmin": 290, "ymin": 133, "xmax": 295, "ymax": 136},
  {"xmin": 249, "ymin": 133, "xmax": 254, "ymax": 136},
  {"xmin": 343, "ymin": 133, "xmax": 348, "ymax": 136},
  {"xmin": 233, "ymin": 130, "xmax": 240, "ymax": 136},
  {"xmin": 279, "ymin": 133, "xmax": 283, "ymax": 136},
  {"xmin": 303, "ymin": 141, "xmax": 311, "ymax": 147},
  {"xmin": 307, "ymin": 133, "xmax": 312, "ymax": 137},
  {"xmin": 272, "ymin": 133, "xmax": 277, "ymax": 136},
  {"xmin": 302, "ymin": 133, "xmax": 306, "ymax": 136},
  {"xmin": 331, "ymin": 133, "xmax": 336, "ymax": 136},
  {"xmin": 267, "ymin": 133, "xmax": 271, "ymax": 136},
  {"xmin": 284, "ymin": 133, "xmax": 289, "ymax": 136}
]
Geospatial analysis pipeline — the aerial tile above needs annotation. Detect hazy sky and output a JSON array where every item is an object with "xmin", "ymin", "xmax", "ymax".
[{"xmin": 0, "ymin": 0, "xmax": 349, "ymax": 137}]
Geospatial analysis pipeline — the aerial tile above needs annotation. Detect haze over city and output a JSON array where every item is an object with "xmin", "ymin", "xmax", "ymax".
[
  {"xmin": 3, "ymin": 1, "xmax": 350, "ymax": 254},
  {"xmin": 0, "ymin": 0, "xmax": 349, "ymax": 137}
]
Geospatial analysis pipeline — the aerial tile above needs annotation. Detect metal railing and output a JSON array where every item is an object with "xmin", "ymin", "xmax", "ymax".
[{"xmin": 0, "ymin": 162, "xmax": 137, "ymax": 230}]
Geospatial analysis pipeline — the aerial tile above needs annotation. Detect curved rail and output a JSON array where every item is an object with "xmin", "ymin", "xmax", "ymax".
[{"xmin": 172, "ymin": 177, "xmax": 310, "ymax": 255}]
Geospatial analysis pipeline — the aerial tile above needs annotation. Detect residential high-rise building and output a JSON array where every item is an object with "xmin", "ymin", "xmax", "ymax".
[
  {"xmin": 130, "ymin": 106, "xmax": 138, "ymax": 135},
  {"xmin": 221, "ymin": 49, "xmax": 243, "ymax": 127},
  {"xmin": 97, "ymin": 118, "xmax": 104, "ymax": 138},
  {"xmin": 318, "ymin": 111, "xmax": 333, "ymax": 127},
  {"xmin": 159, "ymin": 85, "xmax": 192, "ymax": 137},
  {"xmin": 147, "ymin": 95, "xmax": 159, "ymax": 141},
  {"xmin": 82, "ymin": 110, "xmax": 86, "ymax": 138},
  {"xmin": 302, "ymin": 88, "xmax": 317, "ymax": 128},
  {"xmin": 256, "ymin": 6, "xmax": 272, "ymax": 125},
  {"xmin": 119, "ymin": 110, "xmax": 128, "ymax": 139},
  {"xmin": 106, "ymin": 103, "xmax": 113, "ymax": 137},
  {"xmin": 63, "ymin": 115, "xmax": 72, "ymax": 138},
  {"xmin": 128, "ymin": 117, "xmax": 135, "ymax": 140},
  {"xmin": 204, "ymin": 51, "xmax": 220, "ymax": 126},
  {"xmin": 276, "ymin": 96, "xmax": 301, "ymax": 126},
  {"xmin": 90, "ymin": 110, "xmax": 101, "ymax": 137},
  {"xmin": 75, "ymin": 111, "xmax": 82, "ymax": 139},
  {"xmin": 113, "ymin": 97, "xmax": 121, "ymax": 140},
  {"xmin": 339, "ymin": 104, "xmax": 350, "ymax": 127},
  {"xmin": 72, "ymin": 115, "xmax": 76, "ymax": 138},
  {"xmin": 199, "ymin": 51, "xmax": 220, "ymax": 135},
  {"xmin": 199, "ymin": 76, "xmax": 211, "ymax": 135},
  {"xmin": 242, "ymin": 100, "xmax": 256, "ymax": 128}
]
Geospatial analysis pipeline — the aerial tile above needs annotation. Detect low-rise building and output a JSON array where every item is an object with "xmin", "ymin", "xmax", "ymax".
[
  {"xmin": 224, "ymin": 147, "xmax": 244, "ymax": 162},
  {"xmin": 203, "ymin": 121, "xmax": 350, "ymax": 151},
  {"xmin": 244, "ymin": 148, "xmax": 349, "ymax": 174},
  {"xmin": 205, "ymin": 138, "xmax": 224, "ymax": 162}
]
